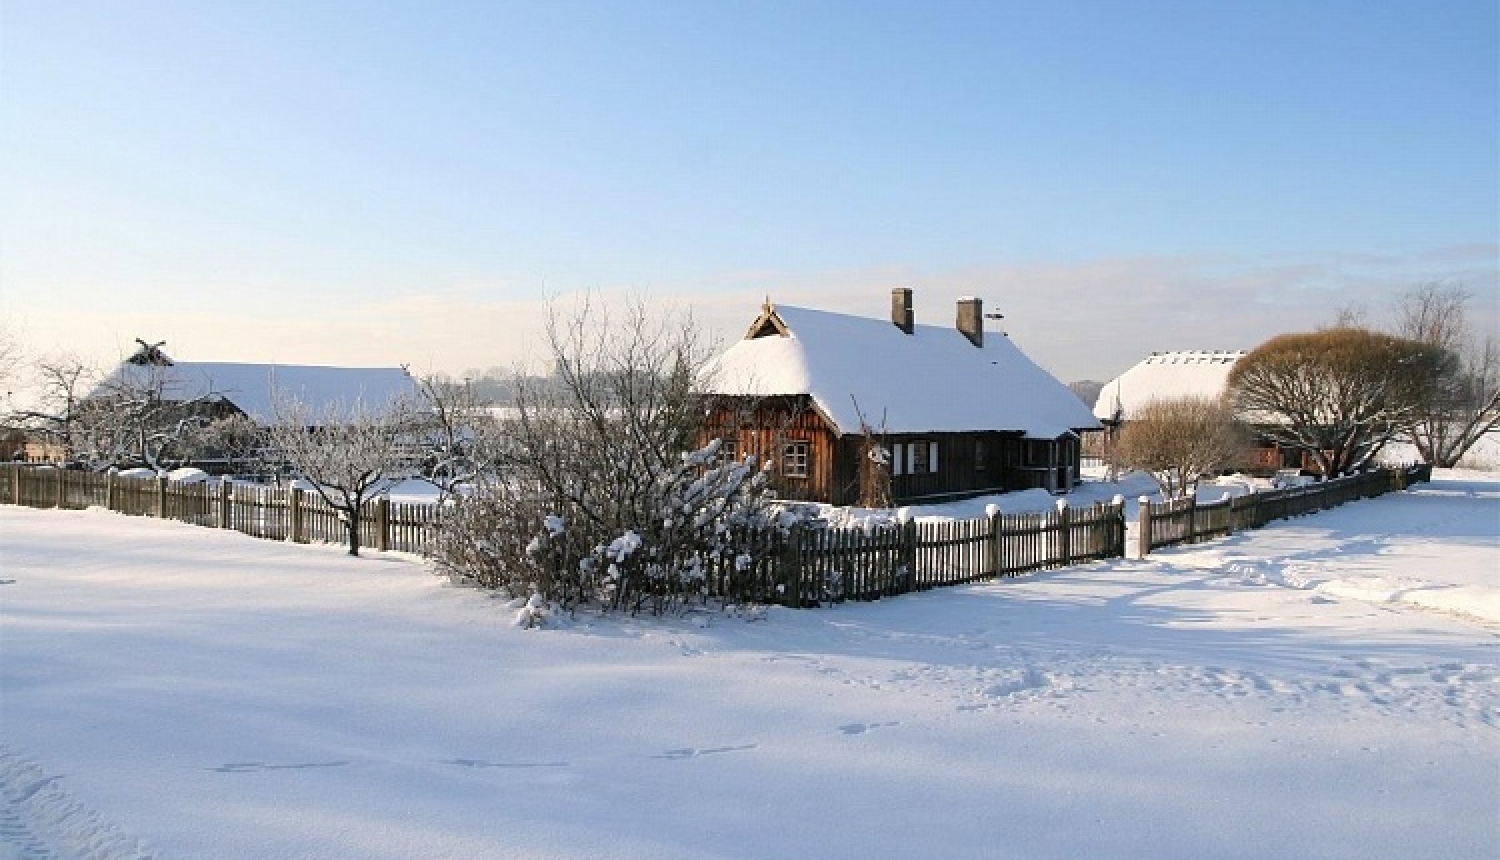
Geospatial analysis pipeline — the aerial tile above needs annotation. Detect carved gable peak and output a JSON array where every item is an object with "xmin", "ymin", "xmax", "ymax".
[{"xmin": 745, "ymin": 300, "xmax": 790, "ymax": 339}]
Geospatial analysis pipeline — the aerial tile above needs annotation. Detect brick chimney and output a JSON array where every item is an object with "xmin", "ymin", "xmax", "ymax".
[
  {"xmin": 956, "ymin": 297, "xmax": 983, "ymax": 347},
  {"xmin": 891, "ymin": 287, "xmax": 914, "ymax": 335}
]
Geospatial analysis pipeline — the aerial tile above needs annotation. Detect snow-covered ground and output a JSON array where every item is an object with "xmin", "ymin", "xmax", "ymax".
[{"xmin": 1, "ymin": 472, "xmax": 1496, "ymax": 860}]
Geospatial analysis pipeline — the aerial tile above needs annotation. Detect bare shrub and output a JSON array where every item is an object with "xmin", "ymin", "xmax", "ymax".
[
  {"xmin": 1114, "ymin": 395, "xmax": 1248, "ymax": 499},
  {"xmin": 427, "ymin": 297, "xmax": 794, "ymax": 615}
]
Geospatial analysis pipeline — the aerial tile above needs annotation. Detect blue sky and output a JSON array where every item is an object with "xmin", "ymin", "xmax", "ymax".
[{"xmin": 2, "ymin": 0, "xmax": 1496, "ymax": 384}]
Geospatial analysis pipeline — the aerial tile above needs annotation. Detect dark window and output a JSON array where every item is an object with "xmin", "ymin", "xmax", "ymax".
[
  {"xmin": 720, "ymin": 438, "xmax": 738, "ymax": 463},
  {"xmin": 911, "ymin": 440, "xmax": 932, "ymax": 474}
]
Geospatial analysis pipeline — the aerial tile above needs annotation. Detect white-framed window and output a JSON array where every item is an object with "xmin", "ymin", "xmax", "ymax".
[
  {"xmin": 782, "ymin": 440, "xmax": 810, "ymax": 478},
  {"xmin": 892, "ymin": 440, "xmax": 939, "ymax": 476}
]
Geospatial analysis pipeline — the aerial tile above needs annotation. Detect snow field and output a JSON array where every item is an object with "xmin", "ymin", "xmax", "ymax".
[{"xmin": 0, "ymin": 473, "xmax": 1496, "ymax": 859}]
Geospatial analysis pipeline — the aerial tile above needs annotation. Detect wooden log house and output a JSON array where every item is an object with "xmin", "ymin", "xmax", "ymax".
[{"xmin": 701, "ymin": 290, "xmax": 1101, "ymax": 506}]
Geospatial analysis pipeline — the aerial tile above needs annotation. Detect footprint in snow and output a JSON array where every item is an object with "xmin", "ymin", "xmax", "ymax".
[
  {"xmin": 839, "ymin": 721, "xmax": 900, "ymax": 735},
  {"xmin": 655, "ymin": 744, "xmax": 758, "ymax": 760},
  {"xmin": 211, "ymin": 761, "xmax": 349, "ymax": 773},
  {"xmin": 446, "ymin": 758, "xmax": 569, "ymax": 769}
]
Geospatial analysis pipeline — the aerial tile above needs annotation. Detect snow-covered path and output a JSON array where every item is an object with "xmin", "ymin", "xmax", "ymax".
[{"xmin": 0, "ymin": 475, "xmax": 1496, "ymax": 859}]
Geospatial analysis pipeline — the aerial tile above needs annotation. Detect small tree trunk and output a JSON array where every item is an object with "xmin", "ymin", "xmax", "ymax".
[{"xmin": 345, "ymin": 504, "xmax": 362, "ymax": 556}]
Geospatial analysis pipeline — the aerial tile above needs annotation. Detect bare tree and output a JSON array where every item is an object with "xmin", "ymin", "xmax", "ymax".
[
  {"xmin": 429, "ymin": 297, "xmax": 792, "ymax": 614},
  {"xmin": 1228, "ymin": 328, "xmax": 1450, "ymax": 477},
  {"xmin": 22, "ymin": 351, "xmax": 266, "ymax": 472},
  {"xmin": 0, "ymin": 321, "xmax": 25, "ymax": 460},
  {"xmin": 73, "ymin": 361, "xmax": 219, "ymax": 471},
  {"xmin": 851, "ymin": 398, "xmax": 892, "ymax": 509},
  {"xmin": 0, "ymin": 320, "xmax": 22, "ymax": 397},
  {"xmin": 268, "ymin": 394, "xmax": 418, "ymax": 556},
  {"xmin": 88, "ymin": 376, "xmax": 194, "ymax": 470},
  {"xmin": 19, "ymin": 354, "xmax": 97, "ymax": 464},
  {"xmin": 1393, "ymin": 283, "xmax": 1499, "ymax": 466},
  {"xmin": 1329, "ymin": 302, "xmax": 1369, "ymax": 329},
  {"xmin": 1113, "ymin": 395, "xmax": 1248, "ymax": 499},
  {"xmin": 413, "ymin": 373, "xmax": 493, "ymax": 501}
]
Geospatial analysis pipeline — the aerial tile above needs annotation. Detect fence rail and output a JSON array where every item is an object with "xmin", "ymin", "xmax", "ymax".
[{"xmin": 2, "ymin": 462, "xmax": 1432, "ymax": 608}]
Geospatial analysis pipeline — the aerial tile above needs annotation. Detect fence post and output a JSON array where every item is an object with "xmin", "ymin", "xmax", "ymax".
[
  {"xmin": 376, "ymin": 497, "xmax": 391, "ymax": 552},
  {"xmin": 55, "ymin": 469, "xmax": 66, "ymax": 509},
  {"xmin": 288, "ymin": 487, "xmax": 304, "ymax": 543},
  {"xmin": 782, "ymin": 524, "xmax": 804, "ymax": 607},
  {"xmin": 218, "ymin": 478, "xmax": 232, "ymax": 529},
  {"xmin": 903, "ymin": 515, "xmax": 919, "ymax": 589},
  {"xmin": 155, "ymin": 475, "xmax": 167, "ymax": 518},
  {"xmin": 986, "ymin": 503, "xmax": 1002, "ymax": 577},
  {"xmin": 1137, "ymin": 496, "xmax": 1152, "ymax": 558},
  {"xmin": 104, "ymin": 468, "xmax": 117, "ymax": 511},
  {"xmin": 1055, "ymin": 498, "xmax": 1071, "ymax": 567},
  {"xmin": 1111, "ymin": 495, "xmax": 1126, "ymax": 558},
  {"xmin": 1223, "ymin": 492, "xmax": 1235, "ymax": 536}
]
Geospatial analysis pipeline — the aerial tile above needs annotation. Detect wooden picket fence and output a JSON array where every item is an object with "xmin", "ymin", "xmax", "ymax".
[
  {"xmin": 720, "ymin": 499, "xmax": 1128, "ymax": 606},
  {"xmin": 1137, "ymin": 464, "xmax": 1431, "ymax": 556},
  {"xmin": 3, "ymin": 462, "xmax": 1434, "ymax": 604},
  {"xmin": 1, "ymin": 463, "xmax": 1130, "ymax": 606},
  {"xmin": 0, "ymin": 465, "xmax": 439, "ymax": 554}
]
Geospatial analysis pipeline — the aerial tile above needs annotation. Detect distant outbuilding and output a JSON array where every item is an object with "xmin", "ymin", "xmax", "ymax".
[
  {"xmin": 90, "ymin": 341, "xmax": 417, "ymax": 426},
  {"xmin": 1092, "ymin": 350, "xmax": 1246, "ymax": 427}
]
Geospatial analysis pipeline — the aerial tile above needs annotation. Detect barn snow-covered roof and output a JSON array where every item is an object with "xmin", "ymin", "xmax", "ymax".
[
  {"xmin": 93, "ymin": 360, "xmax": 417, "ymax": 424},
  {"xmin": 1092, "ymin": 350, "xmax": 1245, "ymax": 422},
  {"xmin": 703, "ymin": 303, "xmax": 1099, "ymax": 439}
]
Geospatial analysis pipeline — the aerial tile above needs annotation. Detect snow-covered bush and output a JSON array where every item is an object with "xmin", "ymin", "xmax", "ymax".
[
  {"xmin": 432, "ymin": 440, "xmax": 798, "ymax": 614},
  {"xmin": 514, "ymin": 593, "xmax": 549, "ymax": 628},
  {"xmin": 569, "ymin": 440, "xmax": 794, "ymax": 614}
]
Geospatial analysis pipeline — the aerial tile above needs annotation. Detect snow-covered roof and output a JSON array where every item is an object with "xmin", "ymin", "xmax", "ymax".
[
  {"xmin": 92, "ymin": 360, "xmax": 417, "ymax": 424},
  {"xmin": 703, "ymin": 303, "xmax": 1099, "ymax": 438},
  {"xmin": 1092, "ymin": 350, "xmax": 1245, "ymax": 422}
]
